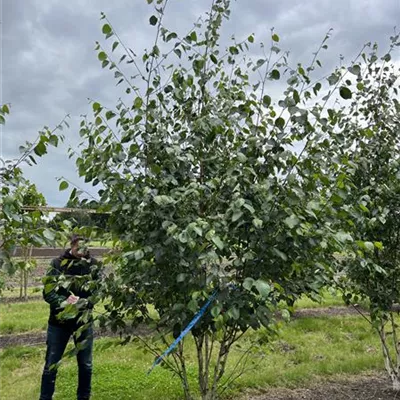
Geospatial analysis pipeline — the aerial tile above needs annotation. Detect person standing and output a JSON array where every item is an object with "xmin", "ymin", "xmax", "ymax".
[{"xmin": 39, "ymin": 235, "xmax": 101, "ymax": 400}]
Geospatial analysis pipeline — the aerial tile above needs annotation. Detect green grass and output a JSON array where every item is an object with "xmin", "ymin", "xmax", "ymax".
[
  {"xmin": 0, "ymin": 301, "xmax": 107, "ymax": 335},
  {"xmin": 0, "ymin": 289, "xmax": 346, "ymax": 336},
  {"xmin": 0, "ymin": 286, "xmax": 42, "ymax": 298},
  {"xmin": 294, "ymin": 289, "xmax": 346, "ymax": 309},
  {"xmin": 0, "ymin": 315, "xmax": 385, "ymax": 400},
  {"xmin": 0, "ymin": 301, "xmax": 49, "ymax": 334},
  {"xmin": 87, "ymin": 240, "xmax": 113, "ymax": 248}
]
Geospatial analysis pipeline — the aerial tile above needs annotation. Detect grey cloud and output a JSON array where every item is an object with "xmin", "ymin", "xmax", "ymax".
[{"xmin": 1, "ymin": 0, "xmax": 400, "ymax": 206}]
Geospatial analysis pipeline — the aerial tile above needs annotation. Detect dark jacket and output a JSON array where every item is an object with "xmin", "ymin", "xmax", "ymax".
[{"xmin": 43, "ymin": 249, "xmax": 101, "ymax": 329}]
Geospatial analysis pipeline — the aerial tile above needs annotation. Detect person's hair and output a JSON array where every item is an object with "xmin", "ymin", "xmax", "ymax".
[{"xmin": 70, "ymin": 234, "xmax": 86, "ymax": 246}]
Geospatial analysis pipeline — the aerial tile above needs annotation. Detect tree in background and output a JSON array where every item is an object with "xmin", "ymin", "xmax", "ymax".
[
  {"xmin": 48, "ymin": 198, "xmax": 109, "ymax": 234},
  {"xmin": 0, "ymin": 104, "xmax": 66, "ymax": 294},
  {"xmin": 14, "ymin": 183, "xmax": 47, "ymax": 299},
  {"xmin": 326, "ymin": 37, "xmax": 400, "ymax": 390}
]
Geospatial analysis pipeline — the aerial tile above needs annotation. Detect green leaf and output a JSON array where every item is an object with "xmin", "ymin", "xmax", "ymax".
[
  {"xmin": 92, "ymin": 102, "xmax": 102, "ymax": 112},
  {"xmin": 102, "ymin": 24, "xmax": 112, "ymax": 35},
  {"xmin": 33, "ymin": 141, "xmax": 46, "ymax": 156},
  {"xmin": 2, "ymin": 104, "xmax": 10, "ymax": 114},
  {"xmin": 334, "ymin": 231, "xmax": 353, "ymax": 243},
  {"xmin": 210, "ymin": 54, "xmax": 218, "ymax": 64},
  {"xmin": 192, "ymin": 226, "xmax": 203, "ymax": 237},
  {"xmin": 364, "ymin": 241, "xmax": 375, "ymax": 252},
  {"xmin": 43, "ymin": 229, "xmax": 55, "ymax": 241},
  {"xmin": 339, "ymin": 87, "xmax": 352, "ymax": 100},
  {"xmin": 211, "ymin": 235, "xmax": 224, "ymax": 250},
  {"xmin": 237, "ymin": 152, "xmax": 247, "ymax": 162},
  {"xmin": 188, "ymin": 299, "xmax": 198, "ymax": 313},
  {"xmin": 348, "ymin": 65, "xmax": 360, "ymax": 75},
  {"xmin": 275, "ymin": 117, "xmax": 285, "ymax": 130},
  {"xmin": 0, "ymin": 115, "xmax": 5, "ymax": 125},
  {"xmin": 272, "ymin": 33, "xmax": 279, "ymax": 42},
  {"xmin": 284, "ymin": 215, "xmax": 300, "ymax": 229},
  {"xmin": 243, "ymin": 203, "xmax": 255, "ymax": 214},
  {"xmin": 327, "ymin": 73, "xmax": 340, "ymax": 85},
  {"xmin": 166, "ymin": 32, "xmax": 178, "ymax": 42},
  {"xmin": 134, "ymin": 97, "xmax": 143, "ymax": 109},
  {"xmin": 149, "ymin": 15, "xmax": 158, "ymax": 26},
  {"xmin": 98, "ymin": 52, "xmax": 107, "ymax": 61},
  {"xmin": 134, "ymin": 115, "xmax": 142, "ymax": 124},
  {"xmin": 211, "ymin": 305, "xmax": 222, "ymax": 318},
  {"xmin": 232, "ymin": 211, "xmax": 243, "ymax": 222},
  {"xmin": 49, "ymin": 135, "xmax": 58, "ymax": 147},
  {"xmin": 190, "ymin": 31, "xmax": 197, "ymax": 42},
  {"xmin": 272, "ymin": 248, "xmax": 288, "ymax": 261},
  {"xmin": 270, "ymin": 69, "xmax": 280, "ymax": 80},
  {"xmin": 255, "ymin": 280, "xmax": 271, "ymax": 298},
  {"xmin": 357, "ymin": 82, "xmax": 364, "ymax": 90},
  {"xmin": 243, "ymin": 277, "xmax": 254, "ymax": 291},
  {"xmin": 293, "ymin": 90, "xmax": 300, "ymax": 104},
  {"xmin": 177, "ymin": 273, "xmax": 186, "ymax": 283},
  {"xmin": 313, "ymin": 82, "xmax": 322, "ymax": 96},
  {"xmin": 134, "ymin": 249, "xmax": 144, "ymax": 260},
  {"xmin": 154, "ymin": 195, "xmax": 175, "ymax": 205},
  {"xmin": 248, "ymin": 35, "xmax": 254, "ymax": 43},
  {"xmin": 95, "ymin": 116, "xmax": 102, "ymax": 126},
  {"xmin": 112, "ymin": 41, "xmax": 119, "ymax": 52},
  {"xmin": 262, "ymin": 95, "xmax": 271, "ymax": 107},
  {"xmin": 105, "ymin": 111, "xmax": 116, "ymax": 120},
  {"xmin": 228, "ymin": 306, "xmax": 240, "ymax": 320},
  {"xmin": 59, "ymin": 181, "xmax": 69, "ymax": 191},
  {"xmin": 252, "ymin": 218, "xmax": 263, "ymax": 229}
]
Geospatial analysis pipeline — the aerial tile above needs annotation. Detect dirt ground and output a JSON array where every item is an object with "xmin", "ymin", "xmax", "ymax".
[
  {"xmin": 293, "ymin": 305, "xmax": 362, "ymax": 318},
  {"xmin": 243, "ymin": 374, "xmax": 400, "ymax": 400}
]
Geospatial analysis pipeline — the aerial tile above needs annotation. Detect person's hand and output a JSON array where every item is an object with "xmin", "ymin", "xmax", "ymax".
[{"xmin": 66, "ymin": 295, "xmax": 80, "ymax": 304}]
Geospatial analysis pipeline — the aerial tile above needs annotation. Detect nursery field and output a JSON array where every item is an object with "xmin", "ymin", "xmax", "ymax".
[{"xmin": 0, "ymin": 289, "xmax": 395, "ymax": 400}]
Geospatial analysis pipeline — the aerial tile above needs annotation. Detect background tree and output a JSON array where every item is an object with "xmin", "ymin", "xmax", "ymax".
[
  {"xmin": 0, "ymin": 104, "xmax": 66, "ymax": 293},
  {"xmin": 48, "ymin": 198, "xmax": 109, "ymax": 234},
  {"xmin": 325, "ymin": 37, "xmax": 400, "ymax": 390}
]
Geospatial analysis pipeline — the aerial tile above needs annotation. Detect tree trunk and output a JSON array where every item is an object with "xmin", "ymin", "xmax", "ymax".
[
  {"xmin": 19, "ymin": 269, "xmax": 23, "ymax": 299},
  {"xmin": 177, "ymin": 340, "xmax": 193, "ymax": 400},
  {"xmin": 24, "ymin": 270, "xmax": 28, "ymax": 301},
  {"xmin": 378, "ymin": 319, "xmax": 400, "ymax": 391},
  {"xmin": 392, "ymin": 376, "xmax": 400, "ymax": 391},
  {"xmin": 24, "ymin": 245, "xmax": 34, "ymax": 301}
]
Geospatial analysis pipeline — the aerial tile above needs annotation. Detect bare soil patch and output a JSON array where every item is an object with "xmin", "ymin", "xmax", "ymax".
[
  {"xmin": 0, "ymin": 325, "xmax": 151, "ymax": 348},
  {"xmin": 292, "ymin": 305, "xmax": 363, "ymax": 318},
  {"xmin": 243, "ymin": 373, "xmax": 399, "ymax": 400},
  {"xmin": 0, "ymin": 295, "xmax": 42, "ymax": 304}
]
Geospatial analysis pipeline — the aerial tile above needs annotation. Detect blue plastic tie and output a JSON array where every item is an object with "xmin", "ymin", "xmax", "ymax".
[{"xmin": 147, "ymin": 288, "xmax": 218, "ymax": 375}]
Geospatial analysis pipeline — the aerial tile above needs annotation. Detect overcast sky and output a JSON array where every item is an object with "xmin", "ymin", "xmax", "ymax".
[{"xmin": 1, "ymin": 0, "xmax": 399, "ymax": 206}]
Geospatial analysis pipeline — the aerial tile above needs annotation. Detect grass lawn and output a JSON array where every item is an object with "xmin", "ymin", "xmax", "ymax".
[
  {"xmin": 0, "ymin": 315, "xmax": 384, "ymax": 400},
  {"xmin": 294, "ymin": 289, "xmax": 346, "ymax": 309},
  {"xmin": 0, "ymin": 286, "xmax": 42, "ymax": 298},
  {"xmin": 0, "ymin": 301, "xmax": 107, "ymax": 335},
  {"xmin": 87, "ymin": 240, "xmax": 114, "ymax": 248},
  {"xmin": 0, "ymin": 289, "xmax": 347, "ymax": 336},
  {"xmin": 0, "ymin": 301, "xmax": 48, "ymax": 334}
]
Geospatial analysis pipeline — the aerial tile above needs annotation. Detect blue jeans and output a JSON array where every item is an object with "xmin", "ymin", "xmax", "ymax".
[{"xmin": 39, "ymin": 323, "xmax": 93, "ymax": 400}]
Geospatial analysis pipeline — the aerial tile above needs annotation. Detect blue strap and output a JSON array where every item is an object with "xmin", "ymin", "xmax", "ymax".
[{"xmin": 147, "ymin": 288, "xmax": 218, "ymax": 374}]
